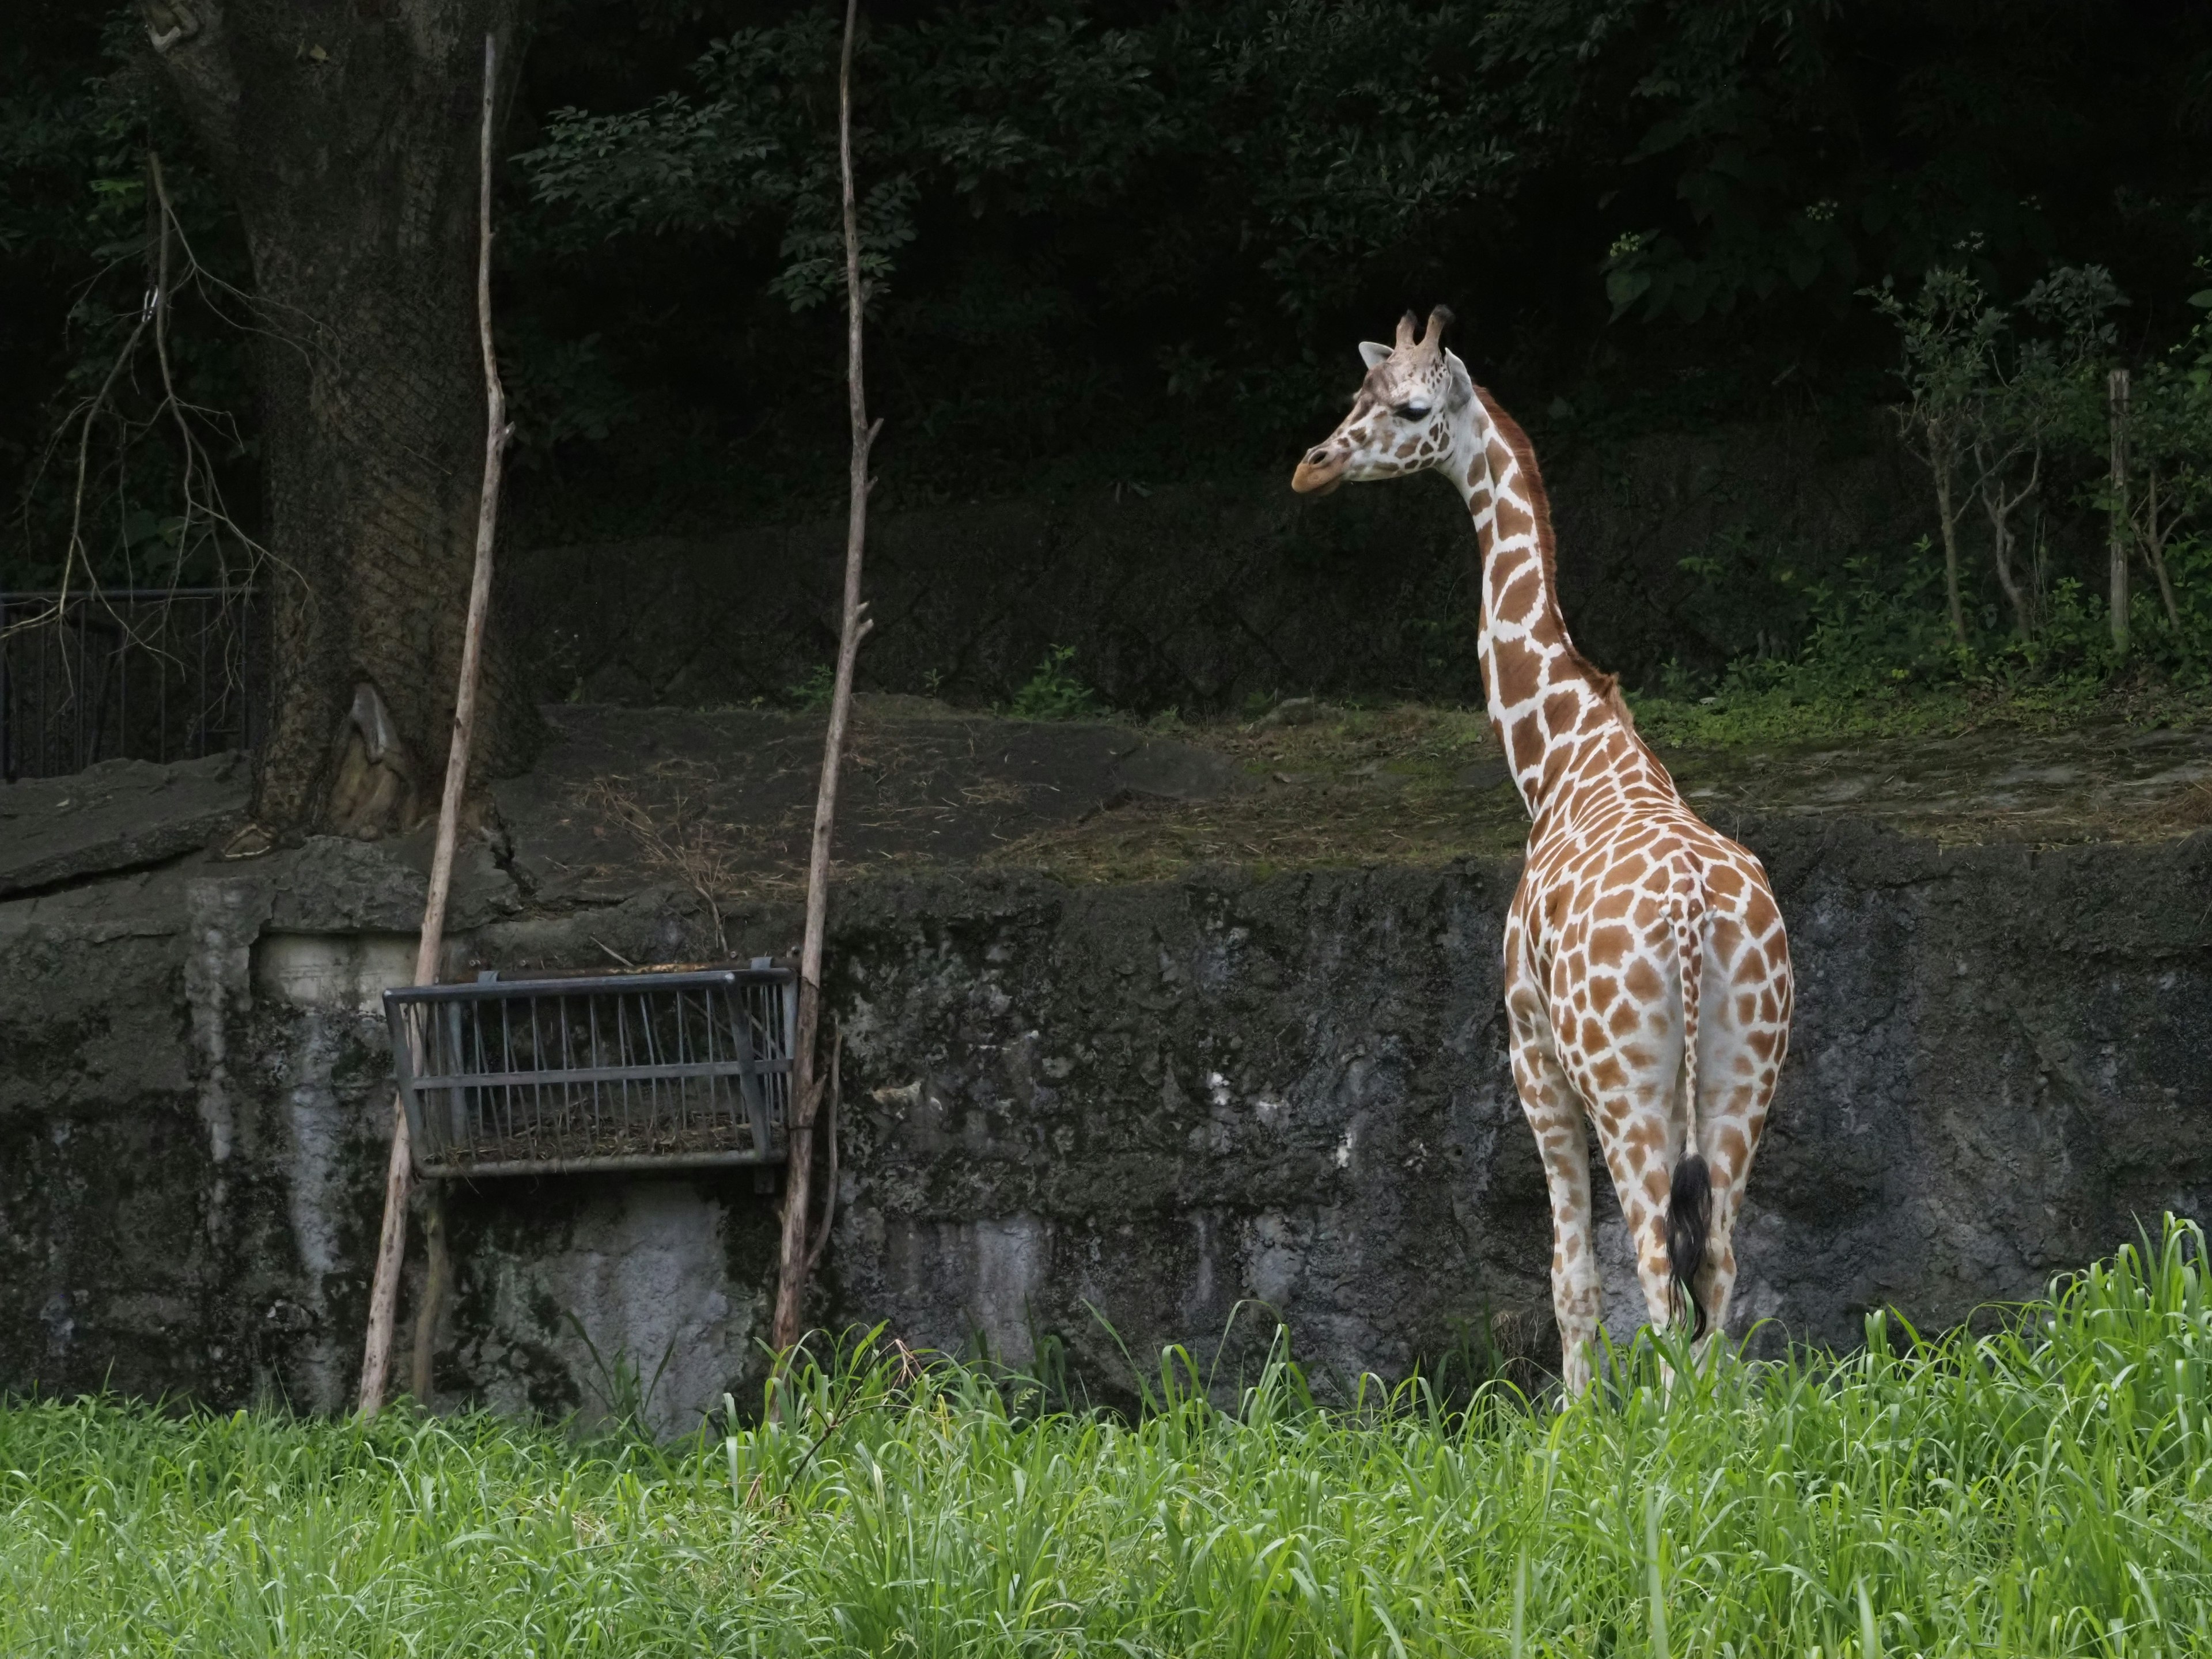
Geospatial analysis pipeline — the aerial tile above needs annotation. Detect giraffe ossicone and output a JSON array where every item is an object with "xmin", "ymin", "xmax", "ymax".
[{"xmin": 1295, "ymin": 306, "xmax": 1793, "ymax": 1397}]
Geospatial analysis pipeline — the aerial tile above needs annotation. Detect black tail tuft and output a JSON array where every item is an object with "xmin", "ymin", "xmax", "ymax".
[{"xmin": 1666, "ymin": 1153, "xmax": 1713, "ymax": 1342}]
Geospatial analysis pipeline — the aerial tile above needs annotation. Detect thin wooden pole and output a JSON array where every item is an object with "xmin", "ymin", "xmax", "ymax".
[
  {"xmin": 358, "ymin": 31, "xmax": 512, "ymax": 1416},
  {"xmin": 2108, "ymin": 367, "xmax": 2130, "ymax": 660},
  {"xmin": 771, "ymin": 0, "xmax": 875, "ymax": 1357}
]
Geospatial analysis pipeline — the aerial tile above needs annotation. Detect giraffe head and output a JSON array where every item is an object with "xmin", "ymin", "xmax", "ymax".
[{"xmin": 1291, "ymin": 306, "xmax": 1476, "ymax": 495}]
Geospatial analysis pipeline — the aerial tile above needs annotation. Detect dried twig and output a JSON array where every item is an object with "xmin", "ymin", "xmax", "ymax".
[
  {"xmin": 582, "ymin": 775, "xmax": 734, "ymax": 957},
  {"xmin": 771, "ymin": 0, "xmax": 876, "ymax": 1355},
  {"xmin": 358, "ymin": 32, "xmax": 512, "ymax": 1416}
]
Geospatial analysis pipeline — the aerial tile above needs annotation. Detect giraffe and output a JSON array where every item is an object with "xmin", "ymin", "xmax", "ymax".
[{"xmin": 1292, "ymin": 307, "xmax": 1791, "ymax": 1396}]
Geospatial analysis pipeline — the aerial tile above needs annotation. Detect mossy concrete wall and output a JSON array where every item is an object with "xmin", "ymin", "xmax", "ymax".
[{"xmin": 4, "ymin": 819, "xmax": 2209, "ymax": 1433}]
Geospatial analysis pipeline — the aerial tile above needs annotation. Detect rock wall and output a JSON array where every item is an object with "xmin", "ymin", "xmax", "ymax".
[{"xmin": 4, "ymin": 817, "xmax": 2209, "ymax": 1433}]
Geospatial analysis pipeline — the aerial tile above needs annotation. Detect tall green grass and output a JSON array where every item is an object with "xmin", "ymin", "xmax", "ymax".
[{"xmin": 7, "ymin": 1220, "xmax": 2212, "ymax": 1656}]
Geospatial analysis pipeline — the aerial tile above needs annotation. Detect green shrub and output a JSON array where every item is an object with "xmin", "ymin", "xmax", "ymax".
[
  {"xmin": 1007, "ymin": 643, "xmax": 1103, "ymax": 720},
  {"xmin": 783, "ymin": 662, "xmax": 836, "ymax": 710},
  {"xmin": 1636, "ymin": 520, "xmax": 2212, "ymax": 747}
]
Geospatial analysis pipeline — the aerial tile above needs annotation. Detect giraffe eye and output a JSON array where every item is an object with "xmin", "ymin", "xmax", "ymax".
[{"xmin": 1395, "ymin": 403, "xmax": 1431, "ymax": 421}]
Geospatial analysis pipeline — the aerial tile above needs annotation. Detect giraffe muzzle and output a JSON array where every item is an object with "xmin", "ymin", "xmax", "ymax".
[{"xmin": 1291, "ymin": 449, "xmax": 1346, "ymax": 495}]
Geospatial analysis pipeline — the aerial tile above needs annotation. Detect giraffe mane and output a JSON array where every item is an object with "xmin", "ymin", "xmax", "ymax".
[
  {"xmin": 1474, "ymin": 389, "xmax": 1588, "ymax": 675},
  {"xmin": 1475, "ymin": 388, "xmax": 1661, "ymax": 761},
  {"xmin": 1593, "ymin": 671, "xmax": 1637, "ymax": 731}
]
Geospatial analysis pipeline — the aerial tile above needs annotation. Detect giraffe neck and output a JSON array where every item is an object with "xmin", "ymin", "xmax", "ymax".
[{"xmin": 1446, "ymin": 389, "xmax": 1639, "ymax": 823}]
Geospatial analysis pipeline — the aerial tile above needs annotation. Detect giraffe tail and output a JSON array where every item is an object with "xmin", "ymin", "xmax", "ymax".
[{"xmin": 1666, "ymin": 869, "xmax": 1713, "ymax": 1343}]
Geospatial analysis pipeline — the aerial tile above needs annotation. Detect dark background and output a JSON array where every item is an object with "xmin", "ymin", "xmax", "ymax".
[{"xmin": 5, "ymin": 0, "xmax": 2209, "ymax": 700}]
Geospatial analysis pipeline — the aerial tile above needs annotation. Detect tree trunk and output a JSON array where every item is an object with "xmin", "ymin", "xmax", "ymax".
[
  {"xmin": 2108, "ymin": 368, "xmax": 2130, "ymax": 659},
  {"xmin": 143, "ymin": 0, "xmax": 539, "ymax": 836},
  {"xmin": 2141, "ymin": 469, "xmax": 2184, "ymax": 633},
  {"xmin": 1973, "ymin": 437, "xmax": 2040, "ymax": 643},
  {"xmin": 1987, "ymin": 510, "xmax": 2034, "ymax": 641},
  {"xmin": 1933, "ymin": 445, "xmax": 1965, "ymax": 647}
]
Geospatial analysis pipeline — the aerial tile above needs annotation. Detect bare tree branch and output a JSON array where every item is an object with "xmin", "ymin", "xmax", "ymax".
[
  {"xmin": 7, "ymin": 146, "xmax": 290, "ymax": 721},
  {"xmin": 771, "ymin": 0, "xmax": 874, "ymax": 1358},
  {"xmin": 802, "ymin": 1021, "xmax": 843, "ymax": 1280}
]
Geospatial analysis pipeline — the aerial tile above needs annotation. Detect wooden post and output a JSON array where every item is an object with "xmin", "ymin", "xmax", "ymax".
[
  {"xmin": 358, "ymin": 32, "xmax": 512, "ymax": 1416},
  {"xmin": 770, "ymin": 0, "xmax": 874, "ymax": 1357},
  {"xmin": 408, "ymin": 1188, "xmax": 450, "ymax": 1402},
  {"xmin": 2109, "ymin": 367, "xmax": 2130, "ymax": 660}
]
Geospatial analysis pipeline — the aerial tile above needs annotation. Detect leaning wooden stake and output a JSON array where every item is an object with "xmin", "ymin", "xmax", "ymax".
[
  {"xmin": 358, "ymin": 31, "xmax": 513, "ymax": 1416},
  {"xmin": 771, "ymin": 0, "xmax": 876, "ymax": 1356}
]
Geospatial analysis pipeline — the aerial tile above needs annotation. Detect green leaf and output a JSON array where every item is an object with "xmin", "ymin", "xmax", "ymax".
[{"xmin": 1604, "ymin": 267, "xmax": 1652, "ymax": 317}]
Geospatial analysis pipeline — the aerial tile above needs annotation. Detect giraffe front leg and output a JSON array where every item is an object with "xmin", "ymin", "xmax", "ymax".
[{"xmin": 1512, "ymin": 1041, "xmax": 1601, "ymax": 1399}]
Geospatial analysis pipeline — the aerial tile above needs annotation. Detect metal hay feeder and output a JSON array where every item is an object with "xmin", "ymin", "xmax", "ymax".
[{"xmin": 382, "ymin": 963, "xmax": 796, "ymax": 1179}]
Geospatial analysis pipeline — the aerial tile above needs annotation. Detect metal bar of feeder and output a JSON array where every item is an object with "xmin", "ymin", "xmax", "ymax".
[
  {"xmin": 389, "ymin": 1005, "xmax": 427, "ymax": 1151},
  {"xmin": 445, "ymin": 1001, "xmax": 468, "ymax": 1154},
  {"xmin": 676, "ymin": 987, "xmax": 694, "ymax": 1139},
  {"xmin": 389, "ymin": 969, "xmax": 750, "ymax": 999},
  {"xmin": 419, "ymin": 1146, "xmax": 783, "ymax": 1179},
  {"xmin": 405, "ymin": 1058, "xmax": 772, "ymax": 1091},
  {"xmin": 498, "ymin": 994, "xmax": 516, "ymax": 1153},
  {"xmin": 731, "ymin": 984, "xmax": 770, "ymax": 1155},
  {"xmin": 634, "ymin": 987, "xmax": 652, "ymax": 1142},
  {"xmin": 615, "ymin": 989, "xmax": 634, "ymax": 1148},
  {"xmin": 586, "ymin": 992, "xmax": 608, "ymax": 1150}
]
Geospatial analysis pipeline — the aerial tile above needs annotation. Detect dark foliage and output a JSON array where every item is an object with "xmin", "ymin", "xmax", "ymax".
[
  {"xmin": 1, "ymin": 4, "xmax": 253, "ymax": 590},
  {"xmin": 498, "ymin": 0, "xmax": 2212, "ymax": 521},
  {"xmin": 4, "ymin": 0, "xmax": 2210, "ymax": 691}
]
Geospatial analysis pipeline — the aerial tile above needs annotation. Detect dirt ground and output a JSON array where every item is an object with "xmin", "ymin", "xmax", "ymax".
[{"xmin": 489, "ymin": 696, "xmax": 2212, "ymax": 904}]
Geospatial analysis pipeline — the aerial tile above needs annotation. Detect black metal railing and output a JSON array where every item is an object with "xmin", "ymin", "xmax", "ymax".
[{"xmin": 0, "ymin": 588, "xmax": 262, "ymax": 782}]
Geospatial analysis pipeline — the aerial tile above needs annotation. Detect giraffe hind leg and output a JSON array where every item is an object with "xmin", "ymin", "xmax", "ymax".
[
  {"xmin": 1686, "ymin": 922, "xmax": 1789, "ymax": 1362},
  {"xmin": 1689, "ymin": 1082, "xmax": 1773, "ymax": 1364},
  {"xmin": 1510, "ymin": 1036, "xmax": 1601, "ymax": 1398},
  {"xmin": 1586, "ymin": 1097, "xmax": 1695, "ymax": 1365}
]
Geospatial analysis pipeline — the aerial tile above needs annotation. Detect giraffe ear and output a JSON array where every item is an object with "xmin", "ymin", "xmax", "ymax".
[
  {"xmin": 1443, "ymin": 347, "xmax": 1475, "ymax": 410},
  {"xmin": 1358, "ymin": 341, "xmax": 1392, "ymax": 369}
]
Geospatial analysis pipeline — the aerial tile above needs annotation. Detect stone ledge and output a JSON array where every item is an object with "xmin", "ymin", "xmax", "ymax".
[{"xmin": 0, "ymin": 752, "xmax": 247, "ymax": 899}]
